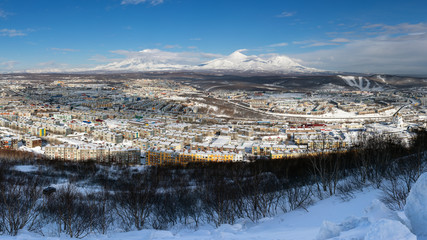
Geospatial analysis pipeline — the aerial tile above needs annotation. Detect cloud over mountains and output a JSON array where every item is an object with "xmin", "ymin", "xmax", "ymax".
[{"xmin": 292, "ymin": 23, "xmax": 427, "ymax": 74}]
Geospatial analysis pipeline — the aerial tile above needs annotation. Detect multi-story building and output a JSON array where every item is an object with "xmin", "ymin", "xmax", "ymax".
[
  {"xmin": 45, "ymin": 144, "xmax": 140, "ymax": 164},
  {"xmin": 0, "ymin": 137, "xmax": 19, "ymax": 150},
  {"xmin": 92, "ymin": 129, "xmax": 124, "ymax": 144},
  {"xmin": 146, "ymin": 148, "xmax": 242, "ymax": 166},
  {"xmin": 25, "ymin": 136, "xmax": 42, "ymax": 148}
]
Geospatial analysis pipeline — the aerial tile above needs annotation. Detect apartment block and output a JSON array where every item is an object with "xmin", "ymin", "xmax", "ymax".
[{"xmin": 45, "ymin": 144, "xmax": 140, "ymax": 164}]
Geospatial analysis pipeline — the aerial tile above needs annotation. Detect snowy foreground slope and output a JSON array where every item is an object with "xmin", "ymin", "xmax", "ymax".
[{"xmin": 6, "ymin": 176, "xmax": 427, "ymax": 240}]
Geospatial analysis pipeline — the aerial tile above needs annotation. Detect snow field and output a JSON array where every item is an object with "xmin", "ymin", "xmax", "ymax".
[
  {"xmin": 4, "ymin": 174, "xmax": 427, "ymax": 240},
  {"xmin": 338, "ymin": 75, "xmax": 383, "ymax": 91},
  {"xmin": 405, "ymin": 172, "xmax": 427, "ymax": 237}
]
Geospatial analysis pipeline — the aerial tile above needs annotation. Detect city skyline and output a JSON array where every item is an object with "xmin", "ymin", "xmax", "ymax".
[{"xmin": 1, "ymin": 0, "xmax": 427, "ymax": 75}]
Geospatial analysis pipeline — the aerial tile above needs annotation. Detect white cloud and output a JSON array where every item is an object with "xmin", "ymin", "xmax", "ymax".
[
  {"xmin": 0, "ymin": 29, "xmax": 26, "ymax": 37},
  {"xmin": 290, "ymin": 23, "xmax": 427, "ymax": 74},
  {"xmin": 292, "ymin": 32, "xmax": 427, "ymax": 74},
  {"xmin": 51, "ymin": 48, "xmax": 79, "ymax": 52},
  {"xmin": 277, "ymin": 11, "xmax": 295, "ymax": 18},
  {"xmin": 302, "ymin": 42, "xmax": 340, "ymax": 48},
  {"xmin": 121, "ymin": 0, "xmax": 164, "ymax": 5},
  {"xmin": 190, "ymin": 38, "xmax": 202, "ymax": 41},
  {"xmin": 331, "ymin": 38, "xmax": 350, "ymax": 43},
  {"xmin": 0, "ymin": 9, "xmax": 9, "ymax": 18},
  {"xmin": 0, "ymin": 61, "xmax": 18, "ymax": 70},
  {"xmin": 363, "ymin": 22, "xmax": 427, "ymax": 35},
  {"xmin": 36, "ymin": 61, "xmax": 69, "ymax": 68},
  {"xmin": 293, "ymin": 40, "xmax": 341, "ymax": 48},
  {"xmin": 269, "ymin": 42, "xmax": 288, "ymax": 47},
  {"xmin": 293, "ymin": 40, "xmax": 313, "ymax": 45},
  {"xmin": 163, "ymin": 44, "xmax": 181, "ymax": 49},
  {"xmin": 23, "ymin": 61, "xmax": 96, "ymax": 73},
  {"xmin": 89, "ymin": 54, "xmax": 123, "ymax": 63}
]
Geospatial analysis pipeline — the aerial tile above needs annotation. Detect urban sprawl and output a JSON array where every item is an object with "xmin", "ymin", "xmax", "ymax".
[{"xmin": 0, "ymin": 75, "xmax": 426, "ymax": 165}]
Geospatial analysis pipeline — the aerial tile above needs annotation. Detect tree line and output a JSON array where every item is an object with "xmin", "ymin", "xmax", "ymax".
[{"xmin": 0, "ymin": 129, "xmax": 425, "ymax": 237}]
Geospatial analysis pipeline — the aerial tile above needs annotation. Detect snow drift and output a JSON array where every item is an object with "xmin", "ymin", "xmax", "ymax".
[{"xmin": 405, "ymin": 172, "xmax": 427, "ymax": 237}]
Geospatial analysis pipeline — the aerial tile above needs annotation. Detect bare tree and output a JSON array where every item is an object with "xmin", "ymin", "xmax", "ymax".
[
  {"xmin": 113, "ymin": 173, "xmax": 155, "ymax": 231},
  {"xmin": 202, "ymin": 178, "xmax": 237, "ymax": 227},
  {"xmin": 43, "ymin": 184, "xmax": 98, "ymax": 238},
  {"xmin": 0, "ymin": 179, "xmax": 41, "ymax": 236},
  {"xmin": 309, "ymin": 133, "xmax": 341, "ymax": 197},
  {"xmin": 380, "ymin": 177, "xmax": 409, "ymax": 210}
]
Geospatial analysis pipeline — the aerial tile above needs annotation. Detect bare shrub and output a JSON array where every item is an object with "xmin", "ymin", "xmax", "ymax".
[
  {"xmin": 113, "ymin": 173, "xmax": 155, "ymax": 231},
  {"xmin": 202, "ymin": 178, "xmax": 238, "ymax": 227},
  {"xmin": 337, "ymin": 176, "xmax": 366, "ymax": 201},
  {"xmin": 43, "ymin": 184, "xmax": 99, "ymax": 238},
  {"xmin": 286, "ymin": 185, "xmax": 313, "ymax": 212},
  {"xmin": 380, "ymin": 178, "xmax": 409, "ymax": 210},
  {"xmin": 0, "ymin": 179, "xmax": 41, "ymax": 236}
]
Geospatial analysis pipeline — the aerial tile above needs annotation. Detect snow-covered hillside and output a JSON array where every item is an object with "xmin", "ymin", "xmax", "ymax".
[
  {"xmin": 6, "ymin": 182, "xmax": 426, "ymax": 240},
  {"xmin": 3, "ymin": 160, "xmax": 427, "ymax": 240},
  {"xmin": 338, "ymin": 75, "xmax": 384, "ymax": 91},
  {"xmin": 376, "ymin": 75, "xmax": 387, "ymax": 83}
]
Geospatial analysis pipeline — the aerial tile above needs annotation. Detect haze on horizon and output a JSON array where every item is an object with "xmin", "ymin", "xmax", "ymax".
[{"xmin": 0, "ymin": 0, "xmax": 427, "ymax": 75}]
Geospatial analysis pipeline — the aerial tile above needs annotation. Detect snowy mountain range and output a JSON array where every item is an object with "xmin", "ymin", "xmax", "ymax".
[
  {"xmin": 50, "ymin": 49, "xmax": 321, "ymax": 74},
  {"xmin": 196, "ymin": 49, "xmax": 320, "ymax": 73},
  {"xmin": 92, "ymin": 49, "xmax": 190, "ymax": 72},
  {"xmin": 93, "ymin": 58, "xmax": 188, "ymax": 72}
]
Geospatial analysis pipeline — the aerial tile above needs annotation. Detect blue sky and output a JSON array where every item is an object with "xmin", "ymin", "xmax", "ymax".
[{"xmin": 1, "ymin": 0, "xmax": 427, "ymax": 74}]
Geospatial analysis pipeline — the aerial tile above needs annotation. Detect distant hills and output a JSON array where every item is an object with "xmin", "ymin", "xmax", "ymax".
[{"xmin": 1, "ymin": 71, "xmax": 426, "ymax": 92}]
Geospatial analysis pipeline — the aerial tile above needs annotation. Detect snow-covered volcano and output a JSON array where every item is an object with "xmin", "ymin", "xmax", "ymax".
[
  {"xmin": 89, "ymin": 49, "xmax": 321, "ymax": 74},
  {"xmin": 21, "ymin": 49, "xmax": 322, "ymax": 74},
  {"xmin": 197, "ymin": 49, "xmax": 320, "ymax": 73},
  {"xmin": 92, "ymin": 49, "xmax": 192, "ymax": 72},
  {"xmin": 93, "ymin": 58, "xmax": 188, "ymax": 72}
]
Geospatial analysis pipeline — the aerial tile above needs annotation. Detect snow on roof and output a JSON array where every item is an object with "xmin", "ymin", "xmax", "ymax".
[{"xmin": 211, "ymin": 136, "xmax": 231, "ymax": 146}]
